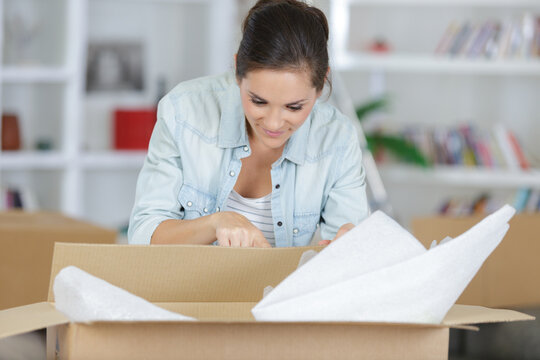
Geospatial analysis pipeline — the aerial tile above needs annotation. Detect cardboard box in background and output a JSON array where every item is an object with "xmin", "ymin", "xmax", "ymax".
[
  {"xmin": 412, "ymin": 213, "xmax": 540, "ymax": 308},
  {"xmin": 0, "ymin": 211, "xmax": 116, "ymax": 310},
  {"xmin": 0, "ymin": 243, "xmax": 533, "ymax": 360}
]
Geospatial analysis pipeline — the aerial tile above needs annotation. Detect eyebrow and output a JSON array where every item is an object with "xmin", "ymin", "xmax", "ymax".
[{"xmin": 248, "ymin": 91, "xmax": 308, "ymax": 106}]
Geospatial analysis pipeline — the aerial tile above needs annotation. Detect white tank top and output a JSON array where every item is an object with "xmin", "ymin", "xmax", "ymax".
[{"xmin": 223, "ymin": 190, "xmax": 276, "ymax": 247}]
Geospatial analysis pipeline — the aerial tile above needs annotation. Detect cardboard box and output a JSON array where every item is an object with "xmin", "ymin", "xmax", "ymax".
[
  {"xmin": 0, "ymin": 211, "xmax": 116, "ymax": 310},
  {"xmin": 0, "ymin": 243, "xmax": 534, "ymax": 360},
  {"xmin": 412, "ymin": 213, "xmax": 540, "ymax": 308}
]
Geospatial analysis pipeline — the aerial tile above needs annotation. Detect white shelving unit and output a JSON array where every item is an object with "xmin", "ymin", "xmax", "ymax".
[
  {"xmin": 378, "ymin": 165, "xmax": 540, "ymax": 188},
  {"xmin": 335, "ymin": 53, "xmax": 540, "ymax": 75},
  {"xmin": 1, "ymin": 0, "xmax": 239, "ymax": 229},
  {"xmin": 1, "ymin": 0, "xmax": 86, "ymax": 215},
  {"xmin": 327, "ymin": 0, "xmax": 540, "ymax": 224}
]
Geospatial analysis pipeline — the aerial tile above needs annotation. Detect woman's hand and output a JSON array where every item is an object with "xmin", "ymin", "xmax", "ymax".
[
  {"xmin": 212, "ymin": 211, "xmax": 271, "ymax": 248},
  {"xmin": 318, "ymin": 223, "xmax": 355, "ymax": 246}
]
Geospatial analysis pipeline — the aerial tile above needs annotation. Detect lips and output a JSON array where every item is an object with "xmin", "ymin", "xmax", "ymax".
[{"xmin": 262, "ymin": 128, "xmax": 284, "ymax": 138}]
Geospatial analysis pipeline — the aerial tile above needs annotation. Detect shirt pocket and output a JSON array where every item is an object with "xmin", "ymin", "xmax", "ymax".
[
  {"xmin": 292, "ymin": 212, "xmax": 320, "ymax": 246},
  {"xmin": 177, "ymin": 184, "xmax": 217, "ymax": 220}
]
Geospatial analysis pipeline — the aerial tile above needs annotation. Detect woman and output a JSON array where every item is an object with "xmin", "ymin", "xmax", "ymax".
[{"xmin": 128, "ymin": 0, "xmax": 369, "ymax": 247}]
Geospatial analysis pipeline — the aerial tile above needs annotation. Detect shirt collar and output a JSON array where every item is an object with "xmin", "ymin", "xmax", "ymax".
[
  {"xmin": 218, "ymin": 82, "xmax": 248, "ymax": 149},
  {"xmin": 217, "ymin": 78, "xmax": 312, "ymax": 166}
]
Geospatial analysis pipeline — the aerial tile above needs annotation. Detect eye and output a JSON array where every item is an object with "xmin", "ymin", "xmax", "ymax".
[
  {"xmin": 250, "ymin": 98, "xmax": 266, "ymax": 106},
  {"xmin": 287, "ymin": 105, "xmax": 303, "ymax": 112}
]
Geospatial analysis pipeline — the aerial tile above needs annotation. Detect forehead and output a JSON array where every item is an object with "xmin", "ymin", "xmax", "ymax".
[{"xmin": 240, "ymin": 69, "xmax": 316, "ymax": 101}]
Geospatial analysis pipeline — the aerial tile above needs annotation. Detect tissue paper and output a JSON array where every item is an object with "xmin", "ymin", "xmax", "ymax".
[
  {"xmin": 54, "ymin": 266, "xmax": 194, "ymax": 322},
  {"xmin": 252, "ymin": 205, "xmax": 515, "ymax": 324}
]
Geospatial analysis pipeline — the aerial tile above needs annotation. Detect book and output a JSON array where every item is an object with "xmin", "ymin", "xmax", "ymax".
[
  {"xmin": 493, "ymin": 123, "xmax": 520, "ymax": 171},
  {"xmin": 497, "ymin": 20, "xmax": 514, "ymax": 59},
  {"xmin": 484, "ymin": 22, "xmax": 502, "ymax": 59},
  {"xmin": 506, "ymin": 130, "xmax": 530, "ymax": 170},
  {"xmin": 467, "ymin": 21, "xmax": 495, "ymax": 58},
  {"xmin": 449, "ymin": 22, "xmax": 473, "ymax": 56},
  {"xmin": 520, "ymin": 13, "xmax": 536, "ymax": 58},
  {"xmin": 435, "ymin": 21, "xmax": 461, "ymax": 55},
  {"xmin": 525, "ymin": 189, "xmax": 540, "ymax": 212},
  {"xmin": 513, "ymin": 188, "xmax": 532, "ymax": 212}
]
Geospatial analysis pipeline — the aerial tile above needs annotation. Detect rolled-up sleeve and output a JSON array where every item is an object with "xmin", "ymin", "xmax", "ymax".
[
  {"xmin": 320, "ymin": 129, "xmax": 370, "ymax": 240},
  {"xmin": 128, "ymin": 95, "xmax": 185, "ymax": 244}
]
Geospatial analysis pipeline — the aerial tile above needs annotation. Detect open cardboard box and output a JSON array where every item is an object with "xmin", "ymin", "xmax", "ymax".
[{"xmin": 0, "ymin": 243, "xmax": 534, "ymax": 360}]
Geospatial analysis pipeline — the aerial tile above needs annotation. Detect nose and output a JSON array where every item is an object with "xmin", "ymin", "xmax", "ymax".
[{"xmin": 263, "ymin": 107, "xmax": 284, "ymax": 131}]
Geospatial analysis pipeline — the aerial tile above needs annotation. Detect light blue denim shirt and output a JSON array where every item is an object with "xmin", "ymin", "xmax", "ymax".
[{"xmin": 128, "ymin": 72, "xmax": 369, "ymax": 246}]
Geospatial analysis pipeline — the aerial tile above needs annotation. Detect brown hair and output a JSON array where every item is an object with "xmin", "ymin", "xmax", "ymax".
[{"xmin": 236, "ymin": 0, "xmax": 330, "ymax": 92}]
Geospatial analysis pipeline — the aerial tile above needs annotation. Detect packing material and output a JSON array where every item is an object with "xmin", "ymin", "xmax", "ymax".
[{"xmin": 252, "ymin": 205, "xmax": 514, "ymax": 323}]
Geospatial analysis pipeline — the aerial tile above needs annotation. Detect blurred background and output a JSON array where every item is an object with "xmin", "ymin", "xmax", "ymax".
[{"xmin": 0, "ymin": 0, "xmax": 539, "ymax": 358}]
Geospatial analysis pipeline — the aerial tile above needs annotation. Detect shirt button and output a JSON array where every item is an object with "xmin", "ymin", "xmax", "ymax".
[
  {"xmin": 203, "ymin": 208, "xmax": 208, "ymax": 213},
  {"xmin": 293, "ymin": 228, "xmax": 299, "ymax": 234},
  {"xmin": 243, "ymin": 146, "xmax": 249, "ymax": 152},
  {"xmin": 229, "ymin": 171, "xmax": 235, "ymax": 177},
  {"xmin": 216, "ymin": 207, "xmax": 220, "ymax": 212},
  {"xmin": 275, "ymin": 184, "xmax": 280, "ymax": 189},
  {"xmin": 277, "ymin": 221, "xmax": 283, "ymax": 227},
  {"xmin": 187, "ymin": 201, "xmax": 193, "ymax": 207}
]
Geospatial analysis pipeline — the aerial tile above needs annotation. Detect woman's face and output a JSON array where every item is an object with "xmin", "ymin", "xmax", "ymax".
[{"xmin": 238, "ymin": 69, "xmax": 321, "ymax": 152}]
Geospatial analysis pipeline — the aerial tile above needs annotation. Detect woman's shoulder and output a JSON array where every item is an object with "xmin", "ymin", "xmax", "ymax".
[
  {"xmin": 169, "ymin": 72, "xmax": 236, "ymax": 97},
  {"xmin": 306, "ymin": 101, "xmax": 358, "ymax": 152},
  {"xmin": 162, "ymin": 72, "xmax": 237, "ymax": 138}
]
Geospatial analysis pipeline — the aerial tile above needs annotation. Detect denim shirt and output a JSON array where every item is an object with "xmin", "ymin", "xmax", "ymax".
[{"xmin": 128, "ymin": 72, "xmax": 369, "ymax": 246}]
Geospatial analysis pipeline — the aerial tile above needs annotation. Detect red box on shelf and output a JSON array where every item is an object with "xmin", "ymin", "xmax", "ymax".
[{"xmin": 113, "ymin": 108, "xmax": 157, "ymax": 150}]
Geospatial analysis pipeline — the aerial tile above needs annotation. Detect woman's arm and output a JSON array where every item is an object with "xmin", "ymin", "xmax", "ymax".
[
  {"xmin": 320, "ymin": 127, "xmax": 370, "ymax": 241},
  {"xmin": 152, "ymin": 211, "xmax": 271, "ymax": 247},
  {"xmin": 129, "ymin": 93, "xmax": 271, "ymax": 247}
]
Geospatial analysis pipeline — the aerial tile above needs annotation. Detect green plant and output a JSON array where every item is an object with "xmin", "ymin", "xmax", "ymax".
[{"xmin": 355, "ymin": 97, "xmax": 431, "ymax": 168}]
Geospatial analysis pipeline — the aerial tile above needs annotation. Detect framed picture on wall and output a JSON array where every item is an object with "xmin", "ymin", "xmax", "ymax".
[{"xmin": 86, "ymin": 41, "xmax": 145, "ymax": 92}]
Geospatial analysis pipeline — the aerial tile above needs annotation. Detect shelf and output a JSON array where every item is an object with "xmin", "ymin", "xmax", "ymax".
[
  {"xmin": 0, "ymin": 152, "xmax": 67, "ymax": 170},
  {"xmin": 1, "ymin": 66, "xmax": 73, "ymax": 83},
  {"xmin": 334, "ymin": 54, "xmax": 540, "ymax": 75},
  {"xmin": 378, "ymin": 164, "xmax": 540, "ymax": 188},
  {"xmin": 81, "ymin": 151, "xmax": 147, "ymax": 170},
  {"xmin": 345, "ymin": 0, "xmax": 540, "ymax": 7},
  {"xmin": 89, "ymin": 0, "xmax": 213, "ymax": 3}
]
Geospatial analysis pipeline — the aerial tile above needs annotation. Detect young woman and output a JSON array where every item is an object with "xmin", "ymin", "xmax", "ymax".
[{"xmin": 128, "ymin": 0, "xmax": 369, "ymax": 247}]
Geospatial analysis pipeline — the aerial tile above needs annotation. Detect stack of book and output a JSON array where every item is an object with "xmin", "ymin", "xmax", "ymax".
[
  {"xmin": 435, "ymin": 14, "xmax": 540, "ymax": 59},
  {"xmin": 401, "ymin": 123, "xmax": 530, "ymax": 170},
  {"xmin": 0, "ymin": 187, "xmax": 38, "ymax": 211},
  {"xmin": 439, "ymin": 188, "xmax": 540, "ymax": 216}
]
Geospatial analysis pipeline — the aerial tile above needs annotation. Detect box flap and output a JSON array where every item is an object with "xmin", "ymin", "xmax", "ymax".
[
  {"xmin": 0, "ymin": 211, "xmax": 114, "ymax": 234},
  {"xmin": 442, "ymin": 304, "xmax": 535, "ymax": 326},
  {"xmin": 412, "ymin": 213, "xmax": 540, "ymax": 308},
  {"xmin": 0, "ymin": 302, "xmax": 69, "ymax": 339},
  {"xmin": 48, "ymin": 243, "xmax": 322, "ymax": 302}
]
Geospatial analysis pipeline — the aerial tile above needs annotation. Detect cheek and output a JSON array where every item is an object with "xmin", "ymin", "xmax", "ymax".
[
  {"xmin": 243, "ymin": 102, "xmax": 265, "ymax": 120},
  {"xmin": 288, "ymin": 108, "xmax": 312, "ymax": 129}
]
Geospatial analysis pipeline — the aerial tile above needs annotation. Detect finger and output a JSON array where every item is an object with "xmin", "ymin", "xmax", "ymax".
[
  {"xmin": 217, "ymin": 236, "xmax": 231, "ymax": 247},
  {"xmin": 318, "ymin": 240, "xmax": 331, "ymax": 246},
  {"xmin": 229, "ymin": 233, "xmax": 241, "ymax": 247},
  {"xmin": 334, "ymin": 223, "xmax": 354, "ymax": 241},
  {"xmin": 254, "ymin": 232, "xmax": 271, "ymax": 248}
]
